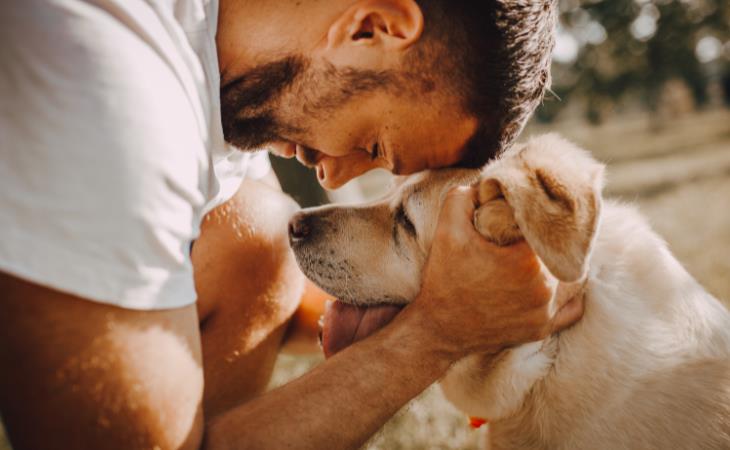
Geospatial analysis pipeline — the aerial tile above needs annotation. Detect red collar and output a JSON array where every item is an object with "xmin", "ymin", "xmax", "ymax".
[{"xmin": 469, "ymin": 416, "xmax": 489, "ymax": 429}]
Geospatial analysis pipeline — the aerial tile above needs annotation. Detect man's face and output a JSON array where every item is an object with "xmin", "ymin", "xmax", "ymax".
[
  {"xmin": 220, "ymin": 56, "xmax": 478, "ymax": 189},
  {"xmin": 217, "ymin": 0, "xmax": 486, "ymax": 188}
]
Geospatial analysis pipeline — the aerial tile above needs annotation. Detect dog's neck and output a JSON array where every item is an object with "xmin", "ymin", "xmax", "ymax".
[{"xmin": 439, "ymin": 279, "xmax": 587, "ymax": 422}]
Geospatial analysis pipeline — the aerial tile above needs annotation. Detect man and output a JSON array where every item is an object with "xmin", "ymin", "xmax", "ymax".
[{"xmin": 0, "ymin": 1, "xmax": 579, "ymax": 449}]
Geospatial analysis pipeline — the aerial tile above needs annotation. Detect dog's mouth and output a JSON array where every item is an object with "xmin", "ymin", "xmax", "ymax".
[{"xmin": 321, "ymin": 301, "xmax": 404, "ymax": 358}]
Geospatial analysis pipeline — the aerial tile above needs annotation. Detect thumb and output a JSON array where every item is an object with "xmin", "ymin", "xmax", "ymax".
[
  {"xmin": 439, "ymin": 186, "xmax": 479, "ymax": 227},
  {"xmin": 549, "ymin": 293, "xmax": 585, "ymax": 333}
]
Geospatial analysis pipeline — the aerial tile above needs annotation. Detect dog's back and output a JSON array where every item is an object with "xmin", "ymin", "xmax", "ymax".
[{"xmin": 487, "ymin": 201, "xmax": 730, "ymax": 449}]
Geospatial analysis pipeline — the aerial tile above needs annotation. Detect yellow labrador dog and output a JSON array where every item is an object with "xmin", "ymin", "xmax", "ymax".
[{"xmin": 288, "ymin": 134, "xmax": 730, "ymax": 449}]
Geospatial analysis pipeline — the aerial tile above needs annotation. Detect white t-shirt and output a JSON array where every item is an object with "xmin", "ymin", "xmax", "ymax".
[{"xmin": 0, "ymin": 0, "xmax": 271, "ymax": 309}]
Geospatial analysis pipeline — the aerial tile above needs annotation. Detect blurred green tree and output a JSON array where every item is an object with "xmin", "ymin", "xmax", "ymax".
[{"xmin": 537, "ymin": 0, "xmax": 729, "ymax": 123}]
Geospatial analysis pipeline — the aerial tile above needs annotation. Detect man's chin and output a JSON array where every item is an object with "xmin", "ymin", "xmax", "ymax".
[{"xmin": 223, "ymin": 139, "xmax": 269, "ymax": 153}]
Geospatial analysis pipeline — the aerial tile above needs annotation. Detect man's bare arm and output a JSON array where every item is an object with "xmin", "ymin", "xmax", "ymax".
[
  {"xmin": 0, "ymin": 187, "xmax": 582, "ymax": 450},
  {"xmin": 0, "ymin": 274, "xmax": 206, "ymax": 450},
  {"xmin": 204, "ymin": 303, "xmax": 449, "ymax": 450},
  {"xmin": 204, "ymin": 186, "xmax": 584, "ymax": 450},
  {"xmin": 0, "ymin": 272, "xmax": 442, "ymax": 450}
]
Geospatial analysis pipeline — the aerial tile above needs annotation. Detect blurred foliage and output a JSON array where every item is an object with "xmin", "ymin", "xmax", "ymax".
[
  {"xmin": 270, "ymin": 155, "xmax": 329, "ymax": 208},
  {"xmin": 537, "ymin": 0, "xmax": 730, "ymax": 123}
]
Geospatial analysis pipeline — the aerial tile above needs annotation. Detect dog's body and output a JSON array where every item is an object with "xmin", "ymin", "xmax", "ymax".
[
  {"xmin": 443, "ymin": 200, "xmax": 730, "ymax": 449},
  {"xmin": 289, "ymin": 134, "xmax": 730, "ymax": 449}
]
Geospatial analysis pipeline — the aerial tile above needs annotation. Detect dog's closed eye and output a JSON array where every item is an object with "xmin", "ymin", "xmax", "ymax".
[{"xmin": 395, "ymin": 204, "xmax": 416, "ymax": 237}]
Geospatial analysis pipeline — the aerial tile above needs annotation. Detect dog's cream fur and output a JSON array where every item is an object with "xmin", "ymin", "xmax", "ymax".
[{"xmin": 291, "ymin": 134, "xmax": 730, "ymax": 449}]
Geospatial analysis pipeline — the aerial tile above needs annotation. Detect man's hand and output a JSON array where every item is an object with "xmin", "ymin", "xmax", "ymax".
[{"xmin": 413, "ymin": 186, "xmax": 585, "ymax": 360}]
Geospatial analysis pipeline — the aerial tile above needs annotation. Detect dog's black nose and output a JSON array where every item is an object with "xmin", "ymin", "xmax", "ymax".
[{"xmin": 289, "ymin": 213, "xmax": 313, "ymax": 242}]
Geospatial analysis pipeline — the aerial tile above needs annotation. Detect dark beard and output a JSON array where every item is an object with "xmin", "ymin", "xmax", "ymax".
[{"xmin": 220, "ymin": 56, "xmax": 305, "ymax": 151}]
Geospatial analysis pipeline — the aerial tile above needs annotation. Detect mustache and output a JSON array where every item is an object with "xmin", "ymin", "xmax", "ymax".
[
  {"xmin": 220, "ymin": 56, "xmax": 306, "ymax": 151},
  {"xmin": 223, "ymin": 115, "xmax": 280, "ymax": 151}
]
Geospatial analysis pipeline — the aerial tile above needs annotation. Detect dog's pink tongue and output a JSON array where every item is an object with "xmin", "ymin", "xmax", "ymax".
[{"xmin": 322, "ymin": 301, "xmax": 403, "ymax": 358}]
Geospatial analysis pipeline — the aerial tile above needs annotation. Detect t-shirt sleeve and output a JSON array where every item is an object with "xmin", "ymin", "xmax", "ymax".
[
  {"xmin": 245, "ymin": 151, "xmax": 272, "ymax": 180},
  {"xmin": 0, "ymin": 2, "xmax": 207, "ymax": 309},
  {"xmin": 205, "ymin": 147, "xmax": 272, "ymax": 214}
]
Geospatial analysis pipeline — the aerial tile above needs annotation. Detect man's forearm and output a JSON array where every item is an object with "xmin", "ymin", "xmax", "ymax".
[{"xmin": 203, "ymin": 303, "xmax": 450, "ymax": 450}]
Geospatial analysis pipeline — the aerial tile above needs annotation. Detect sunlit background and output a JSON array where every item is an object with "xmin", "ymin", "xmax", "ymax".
[{"xmin": 1, "ymin": 1, "xmax": 728, "ymax": 448}]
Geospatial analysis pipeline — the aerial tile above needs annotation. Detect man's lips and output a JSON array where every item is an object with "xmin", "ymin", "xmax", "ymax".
[
  {"xmin": 267, "ymin": 141, "xmax": 328, "ymax": 181},
  {"xmin": 321, "ymin": 301, "xmax": 404, "ymax": 358},
  {"xmin": 291, "ymin": 144, "xmax": 327, "ymax": 182},
  {"xmin": 267, "ymin": 141, "xmax": 296, "ymax": 158}
]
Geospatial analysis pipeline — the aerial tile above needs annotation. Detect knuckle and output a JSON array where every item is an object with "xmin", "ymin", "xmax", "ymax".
[
  {"xmin": 513, "ymin": 251, "xmax": 542, "ymax": 277},
  {"xmin": 531, "ymin": 326, "xmax": 549, "ymax": 341},
  {"xmin": 449, "ymin": 229, "xmax": 470, "ymax": 247},
  {"xmin": 530, "ymin": 286, "xmax": 552, "ymax": 307},
  {"xmin": 527, "ymin": 311, "xmax": 551, "ymax": 338},
  {"xmin": 446, "ymin": 185, "xmax": 467, "ymax": 197},
  {"xmin": 435, "ymin": 222, "xmax": 468, "ymax": 247},
  {"xmin": 440, "ymin": 189, "xmax": 460, "ymax": 207},
  {"xmin": 442, "ymin": 185, "xmax": 474, "ymax": 208},
  {"xmin": 523, "ymin": 315, "xmax": 549, "ymax": 340},
  {"xmin": 433, "ymin": 225, "xmax": 453, "ymax": 244}
]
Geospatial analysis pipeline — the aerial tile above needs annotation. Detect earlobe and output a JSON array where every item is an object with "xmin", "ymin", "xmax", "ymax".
[
  {"xmin": 327, "ymin": 0, "xmax": 424, "ymax": 51},
  {"xmin": 476, "ymin": 134, "xmax": 605, "ymax": 283}
]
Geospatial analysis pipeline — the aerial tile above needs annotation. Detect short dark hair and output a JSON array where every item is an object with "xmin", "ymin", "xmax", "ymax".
[{"xmin": 410, "ymin": 0, "xmax": 557, "ymax": 167}]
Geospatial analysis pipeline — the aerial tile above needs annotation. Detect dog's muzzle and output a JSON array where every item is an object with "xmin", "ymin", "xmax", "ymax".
[{"xmin": 288, "ymin": 212, "xmax": 316, "ymax": 244}]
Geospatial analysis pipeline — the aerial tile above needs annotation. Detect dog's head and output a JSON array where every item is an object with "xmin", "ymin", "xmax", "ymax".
[
  {"xmin": 289, "ymin": 168, "xmax": 479, "ymax": 305},
  {"xmin": 289, "ymin": 134, "xmax": 604, "ymax": 356}
]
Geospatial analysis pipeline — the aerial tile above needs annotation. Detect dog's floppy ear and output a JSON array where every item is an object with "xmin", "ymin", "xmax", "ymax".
[{"xmin": 474, "ymin": 134, "xmax": 604, "ymax": 282}]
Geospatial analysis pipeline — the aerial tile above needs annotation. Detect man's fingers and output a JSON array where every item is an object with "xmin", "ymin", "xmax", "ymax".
[
  {"xmin": 550, "ymin": 294, "xmax": 585, "ymax": 333},
  {"xmin": 439, "ymin": 186, "xmax": 478, "ymax": 225},
  {"xmin": 437, "ymin": 187, "xmax": 542, "ymax": 264},
  {"xmin": 550, "ymin": 281, "xmax": 587, "ymax": 334},
  {"xmin": 553, "ymin": 280, "xmax": 585, "ymax": 310},
  {"xmin": 436, "ymin": 185, "xmax": 584, "ymax": 337}
]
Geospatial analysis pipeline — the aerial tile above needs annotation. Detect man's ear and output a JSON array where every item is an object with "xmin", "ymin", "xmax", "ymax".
[
  {"xmin": 325, "ymin": 0, "xmax": 423, "ymax": 52},
  {"xmin": 474, "ymin": 134, "xmax": 605, "ymax": 282}
]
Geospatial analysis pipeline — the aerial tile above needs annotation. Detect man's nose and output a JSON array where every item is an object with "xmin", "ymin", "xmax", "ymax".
[{"xmin": 317, "ymin": 155, "xmax": 376, "ymax": 190}]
